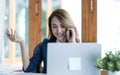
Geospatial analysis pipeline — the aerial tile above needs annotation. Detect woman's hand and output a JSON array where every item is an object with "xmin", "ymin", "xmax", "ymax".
[
  {"xmin": 6, "ymin": 28, "xmax": 23, "ymax": 43},
  {"xmin": 67, "ymin": 28, "xmax": 76, "ymax": 43}
]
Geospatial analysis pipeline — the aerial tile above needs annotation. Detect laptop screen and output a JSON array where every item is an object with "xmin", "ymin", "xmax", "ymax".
[{"xmin": 47, "ymin": 43, "xmax": 101, "ymax": 75}]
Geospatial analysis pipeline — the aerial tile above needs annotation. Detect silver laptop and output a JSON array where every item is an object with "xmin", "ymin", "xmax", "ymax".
[{"xmin": 47, "ymin": 43, "xmax": 101, "ymax": 75}]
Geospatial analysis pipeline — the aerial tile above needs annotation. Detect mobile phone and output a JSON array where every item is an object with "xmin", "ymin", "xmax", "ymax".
[{"xmin": 66, "ymin": 30, "xmax": 72, "ymax": 40}]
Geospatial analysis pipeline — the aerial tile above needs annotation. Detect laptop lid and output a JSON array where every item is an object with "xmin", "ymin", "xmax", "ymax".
[{"xmin": 47, "ymin": 43, "xmax": 101, "ymax": 75}]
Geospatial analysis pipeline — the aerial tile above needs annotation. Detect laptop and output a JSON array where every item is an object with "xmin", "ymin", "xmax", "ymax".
[{"xmin": 47, "ymin": 43, "xmax": 101, "ymax": 75}]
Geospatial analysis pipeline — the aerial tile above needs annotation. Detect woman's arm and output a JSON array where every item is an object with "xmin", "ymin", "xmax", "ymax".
[
  {"xmin": 19, "ymin": 40, "xmax": 29, "ymax": 70},
  {"xmin": 6, "ymin": 28, "xmax": 29, "ymax": 70}
]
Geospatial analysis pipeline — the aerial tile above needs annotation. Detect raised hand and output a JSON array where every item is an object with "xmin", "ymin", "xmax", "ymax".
[
  {"xmin": 6, "ymin": 28, "xmax": 23, "ymax": 43},
  {"xmin": 6, "ymin": 28, "xmax": 29, "ymax": 70}
]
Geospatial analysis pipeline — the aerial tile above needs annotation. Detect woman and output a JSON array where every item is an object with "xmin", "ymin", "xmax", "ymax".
[{"xmin": 6, "ymin": 8, "xmax": 80, "ymax": 73}]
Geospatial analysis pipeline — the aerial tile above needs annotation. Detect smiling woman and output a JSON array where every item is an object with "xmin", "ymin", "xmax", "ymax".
[
  {"xmin": 6, "ymin": 8, "xmax": 80, "ymax": 73},
  {"xmin": 1, "ymin": 0, "xmax": 97, "ymax": 73}
]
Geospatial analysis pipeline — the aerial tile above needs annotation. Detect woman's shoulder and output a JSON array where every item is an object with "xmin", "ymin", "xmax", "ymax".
[
  {"xmin": 36, "ymin": 38, "xmax": 56, "ymax": 46},
  {"xmin": 36, "ymin": 38, "xmax": 48, "ymax": 46},
  {"xmin": 34, "ymin": 38, "xmax": 48, "ymax": 51},
  {"xmin": 42, "ymin": 38, "xmax": 49, "ymax": 43},
  {"xmin": 43, "ymin": 38, "xmax": 56, "ymax": 43}
]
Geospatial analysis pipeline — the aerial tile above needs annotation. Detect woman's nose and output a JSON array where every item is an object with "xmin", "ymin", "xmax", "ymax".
[{"xmin": 57, "ymin": 27, "xmax": 62, "ymax": 33}]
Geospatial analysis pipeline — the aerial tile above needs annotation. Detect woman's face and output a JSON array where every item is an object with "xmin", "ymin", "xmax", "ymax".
[{"xmin": 51, "ymin": 16, "xmax": 66, "ymax": 42}]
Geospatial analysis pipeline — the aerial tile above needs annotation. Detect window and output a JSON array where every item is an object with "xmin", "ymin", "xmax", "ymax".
[
  {"xmin": 4, "ymin": 0, "xmax": 28, "ymax": 64},
  {"xmin": 42, "ymin": 0, "xmax": 60, "ymax": 39},
  {"xmin": 0, "ymin": 0, "xmax": 6, "ymax": 63},
  {"xmin": 61, "ymin": 0, "xmax": 82, "ymax": 40}
]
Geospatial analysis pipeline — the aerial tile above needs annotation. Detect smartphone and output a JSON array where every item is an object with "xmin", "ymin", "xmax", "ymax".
[{"xmin": 66, "ymin": 30, "xmax": 72, "ymax": 40}]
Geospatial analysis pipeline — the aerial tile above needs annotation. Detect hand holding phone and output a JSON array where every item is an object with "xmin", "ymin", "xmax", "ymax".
[{"xmin": 66, "ymin": 30, "xmax": 72, "ymax": 40}]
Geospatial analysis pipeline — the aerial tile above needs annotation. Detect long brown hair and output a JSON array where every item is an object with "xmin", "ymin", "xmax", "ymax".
[{"xmin": 47, "ymin": 9, "xmax": 80, "ymax": 43}]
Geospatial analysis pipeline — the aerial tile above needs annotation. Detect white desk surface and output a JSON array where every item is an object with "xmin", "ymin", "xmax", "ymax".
[
  {"xmin": 0, "ymin": 63, "xmax": 46, "ymax": 75},
  {"xmin": 0, "ymin": 63, "xmax": 22, "ymax": 72},
  {"xmin": 0, "ymin": 72, "xmax": 46, "ymax": 75}
]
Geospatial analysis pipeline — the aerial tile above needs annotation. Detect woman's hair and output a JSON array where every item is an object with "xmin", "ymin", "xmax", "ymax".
[{"xmin": 47, "ymin": 9, "xmax": 80, "ymax": 43}]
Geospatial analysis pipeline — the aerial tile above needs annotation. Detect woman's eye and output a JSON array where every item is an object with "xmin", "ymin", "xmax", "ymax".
[
  {"xmin": 52, "ymin": 25, "xmax": 58, "ymax": 28},
  {"xmin": 61, "ymin": 25, "xmax": 65, "ymax": 28}
]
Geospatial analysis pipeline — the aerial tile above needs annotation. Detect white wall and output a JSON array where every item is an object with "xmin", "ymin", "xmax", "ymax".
[{"xmin": 97, "ymin": 0, "xmax": 120, "ymax": 56}]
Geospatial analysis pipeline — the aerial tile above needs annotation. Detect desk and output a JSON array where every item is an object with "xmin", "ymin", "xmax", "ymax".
[
  {"xmin": 0, "ymin": 63, "xmax": 22, "ymax": 72},
  {"xmin": 0, "ymin": 72, "xmax": 46, "ymax": 75}
]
